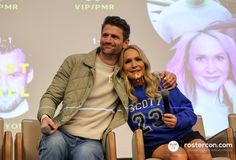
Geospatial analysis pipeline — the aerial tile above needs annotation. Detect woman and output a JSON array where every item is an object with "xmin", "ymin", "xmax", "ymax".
[
  {"xmin": 119, "ymin": 45, "xmax": 211, "ymax": 160},
  {"xmin": 167, "ymin": 30, "xmax": 236, "ymax": 136}
]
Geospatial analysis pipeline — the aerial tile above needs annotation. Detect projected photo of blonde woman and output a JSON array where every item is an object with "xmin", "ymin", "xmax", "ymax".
[{"xmin": 166, "ymin": 30, "xmax": 236, "ymax": 136}]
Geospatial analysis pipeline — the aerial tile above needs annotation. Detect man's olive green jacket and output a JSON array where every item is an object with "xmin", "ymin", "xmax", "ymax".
[{"xmin": 37, "ymin": 48, "xmax": 129, "ymax": 148}]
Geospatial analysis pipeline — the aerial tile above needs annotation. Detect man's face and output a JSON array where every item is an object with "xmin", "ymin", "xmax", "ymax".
[
  {"xmin": 0, "ymin": 49, "xmax": 32, "ymax": 112},
  {"xmin": 100, "ymin": 24, "xmax": 128, "ymax": 56}
]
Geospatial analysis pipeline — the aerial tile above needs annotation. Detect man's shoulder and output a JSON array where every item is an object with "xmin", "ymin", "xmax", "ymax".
[
  {"xmin": 67, "ymin": 52, "xmax": 88, "ymax": 59},
  {"xmin": 66, "ymin": 48, "xmax": 98, "ymax": 60},
  {"xmin": 61, "ymin": 48, "xmax": 98, "ymax": 68},
  {"xmin": 67, "ymin": 53, "xmax": 87, "ymax": 60}
]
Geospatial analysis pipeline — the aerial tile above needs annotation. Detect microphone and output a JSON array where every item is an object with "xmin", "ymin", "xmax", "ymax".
[
  {"xmin": 41, "ymin": 125, "xmax": 52, "ymax": 135},
  {"xmin": 161, "ymin": 89, "xmax": 171, "ymax": 113}
]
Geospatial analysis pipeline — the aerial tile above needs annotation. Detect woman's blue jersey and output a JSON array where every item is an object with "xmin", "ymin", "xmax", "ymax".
[{"xmin": 127, "ymin": 85, "xmax": 197, "ymax": 148}]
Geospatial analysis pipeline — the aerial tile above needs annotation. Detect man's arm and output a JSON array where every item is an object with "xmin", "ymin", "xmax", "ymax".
[
  {"xmin": 153, "ymin": 71, "xmax": 177, "ymax": 90},
  {"xmin": 37, "ymin": 55, "xmax": 76, "ymax": 135}
]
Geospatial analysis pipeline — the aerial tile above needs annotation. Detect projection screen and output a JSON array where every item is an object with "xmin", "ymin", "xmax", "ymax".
[{"xmin": 1, "ymin": 0, "xmax": 236, "ymax": 158}]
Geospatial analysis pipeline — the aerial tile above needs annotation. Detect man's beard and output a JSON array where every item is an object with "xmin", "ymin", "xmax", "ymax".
[{"xmin": 100, "ymin": 43, "xmax": 118, "ymax": 55}]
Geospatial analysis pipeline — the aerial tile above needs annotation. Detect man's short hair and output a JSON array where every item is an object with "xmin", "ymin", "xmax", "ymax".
[{"xmin": 101, "ymin": 16, "xmax": 130, "ymax": 41}]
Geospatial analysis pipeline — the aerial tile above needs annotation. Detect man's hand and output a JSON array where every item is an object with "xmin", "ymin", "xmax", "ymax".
[
  {"xmin": 153, "ymin": 71, "xmax": 177, "ymax": 90},
  {"xmin": 41, "ymin": 116, "xmax": 58, "ymax": 135}
]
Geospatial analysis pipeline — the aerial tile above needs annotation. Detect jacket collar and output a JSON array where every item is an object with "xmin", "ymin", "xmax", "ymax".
[
  {"xmin": 83, "ymin": 47, "xmax": 121, "ymax": 74},
  {"xmin": 82, "ymin": 48, "xmax": 100, "ymax": 68}
]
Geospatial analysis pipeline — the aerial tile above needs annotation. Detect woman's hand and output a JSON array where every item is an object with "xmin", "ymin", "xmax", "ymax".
[{"xmin": 162, "ymin": 113, "xmax": 177, "ymax": 128}]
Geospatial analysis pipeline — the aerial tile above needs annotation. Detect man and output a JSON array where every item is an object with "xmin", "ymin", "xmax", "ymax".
[
  {"xmin": 0, "ymin": 38, "xmax": 34, "ymax": 118},
  {"xmin": 38, "ymin": 16, "xmax": 176, "ymax": 160}
]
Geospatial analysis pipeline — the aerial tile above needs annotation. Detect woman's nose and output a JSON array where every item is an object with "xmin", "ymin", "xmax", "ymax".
[
  {"xmin": 131, "ymin": 60, "xmax": 138, "ymax": 68},
  {"xmin": 206, "ymin": 59, "xmax": 216, "ymax": 73}
]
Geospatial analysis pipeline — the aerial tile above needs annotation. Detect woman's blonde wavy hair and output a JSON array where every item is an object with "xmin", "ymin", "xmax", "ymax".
[{"xmin": 119, "ymin": 45, "xmax": 161, "ymax": 104}]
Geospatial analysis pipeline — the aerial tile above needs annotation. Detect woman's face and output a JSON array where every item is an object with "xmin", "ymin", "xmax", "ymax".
[
  {"xmin": 123, "ymin": 48, "xmax": 145, "ymax": 81},
  {"xmin": 187, "ymin": 34, "xmax": 229, "ymax": 92}
]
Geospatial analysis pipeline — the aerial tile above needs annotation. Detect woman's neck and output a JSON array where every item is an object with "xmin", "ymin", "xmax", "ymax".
[
  {"xmin": 195, "ymin": 87, "xmax": 222, "ymax": 107},
  {"xmin": 131, "ymin": 77, "xmax": 145, "ymax": 87}
]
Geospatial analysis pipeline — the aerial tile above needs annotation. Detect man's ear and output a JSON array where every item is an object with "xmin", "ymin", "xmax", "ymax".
[
  {"xmin": 123, "ymin": 39, "xmax": 129, "ymax": 48},
  {"xmin": 26, "ymin": 67, "xmax": 34, "ymax": 84}
]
